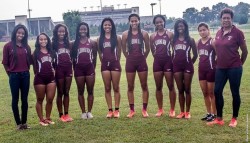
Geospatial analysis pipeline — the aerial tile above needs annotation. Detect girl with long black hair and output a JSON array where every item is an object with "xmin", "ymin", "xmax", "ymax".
[
  {"xmin": 97, "ymin": 18, "xmax": 122, "ymax": 118},
  {"xmin": 33, "ymin": 33, "xmax": 56, "ymax": 126},
  {"xmin": 2, "ymin": 24, "xmax": 32, "ymax": 130},
  {"xmin": 121, "ymin": 14, "xmax": 150, "ymax": 118},
  {"xmin": 52, "ymin": 24, "xmax": 73, "ymax": 122},
  {"xmin": 72, "ymin": 22, "xmax": 97, "ymax": 119},
  {"xmin": 172, "ymin": 19, "xmax": 197, "ymax": 119}
]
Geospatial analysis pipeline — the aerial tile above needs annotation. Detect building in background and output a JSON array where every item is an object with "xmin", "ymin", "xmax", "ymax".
[{"xmin": 0, "ymin": 15, "xmax": 55, "ymax": 41}]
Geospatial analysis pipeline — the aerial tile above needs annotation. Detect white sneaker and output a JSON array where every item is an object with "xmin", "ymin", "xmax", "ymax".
[
  {"xmin": 81, "ymin": 113, "xmax": 88, "ymax": 119},
  {"xmin": 87, "ymin": 112, "xmax": 93, "ymax": 119}
]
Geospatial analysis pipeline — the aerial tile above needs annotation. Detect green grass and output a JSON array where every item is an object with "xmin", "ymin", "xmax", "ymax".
[{"xmin": 0, "ymin": 31, "xmax": 249, "ymax": 143}]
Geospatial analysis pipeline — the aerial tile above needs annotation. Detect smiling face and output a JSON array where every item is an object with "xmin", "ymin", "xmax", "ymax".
[
  {"xmin": 16, "ymin": 28, "xmax": 25, "ymax": 42},
  {"xmin": 177, "ymin": 22, "xmax": 185, "ymax": 34},
  {"xmin": 57, "ymin": 26, "xmax": 66, "ymax": 40},
  {"xmin": 103, "ymin": 20, "xmax": 112, "ymax": 33},
  {"xmin": 221, "ymin": 13, "xmax": 232, "ymax": 29},
  {"xmin": 39, "ymin": 34, "xmax": 48, "ymax": 48},
  {"xmin": 198, "ymin": 26, "xmax": 209, "ymax": 39},
  {"xmin": 129, "ymin": 16, "xmax": 140, "ymax": 29},
  {"xmin": 79, "ymin": 24, "xmax": 88, "ymax": 38},
  {"xmin": 154, "ymin": 17, "xmax": 165, "ymax": 31}
]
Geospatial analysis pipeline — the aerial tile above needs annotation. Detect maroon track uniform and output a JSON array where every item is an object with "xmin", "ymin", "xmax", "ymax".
[
  {"xmin": 74, "ymin": 39, "xmax": 95, "ymax": 77},
  {"xmin": 215, "ymin": 25, "xmax": 245, "ymax": 68},
  {"xmin": 126, "ymin": 33, "xmax": 148, "ymax": 73},
  {"xmin": 2, "ymin": 42, "xmax": 30, "ymax": 72},
  {"xmin": 197, "ymin": 38, "xmax": 216, "ymax": 82},
  {"xmin": 101, "ymin": 37, "xmax": 121, "ymax": 72},
  {"xmin": 34, "ymin": 52, "xmax": 55, "ymax": 85},
  {"xmin": 55, "ymin": 43, "xmax": 73, "ymax": 79},
  {"xmin": 152, "ymin": 31, "xmax": 173, "ymax": 72},
  {"xmin": 172, "ymin": 39, "xmax": 194, "ymax": 73}
]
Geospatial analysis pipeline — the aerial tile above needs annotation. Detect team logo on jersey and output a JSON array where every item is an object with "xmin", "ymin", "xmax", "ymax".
[{"xmin": 227, "ymin": 36, "xmax": 232, "ymax": 40}]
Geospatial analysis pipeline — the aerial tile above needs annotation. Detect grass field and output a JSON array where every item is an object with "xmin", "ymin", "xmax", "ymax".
[{"xmin": 0, "ymin": 31, "xmax": 249, "ymax": 143}]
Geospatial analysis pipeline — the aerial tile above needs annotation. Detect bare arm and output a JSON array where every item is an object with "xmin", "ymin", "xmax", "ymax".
[
  {"xmin": 91, "ymin": 39, "xmax": 98, "ymax": 69},
  {"xmin": 96, "ymin": 37, "xmax": 102, "ymax": 62},
  {"xmin": 240, "ymin": 43, "xmax": 248, "ymax": 65},
  {"xmin": 190, "ymin": 38, "xmax": 198, "ymax": 63},
  {"xmin": 143, "ymin": 30, "xmax": 150, "ymax": 58},
  {"xmin": 149, "ymin": 33, "xmax": 156, "ymax": 56},
  {"xmin": 117, "ymin": 35, "xmax": 122, "ymax": 60},
  {"xmin": 121, "ymin": 31, "xmax": 128, "ymax": 58}
]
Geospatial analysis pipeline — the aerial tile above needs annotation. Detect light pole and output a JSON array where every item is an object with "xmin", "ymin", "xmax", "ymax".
[
  {"xmin": 150, "ymin": 3, "xmax": 156, "ymax": 16},
  {"xmin": 158, "ymin": 0, "xmax": 161, "ymax": 14},
  {"xmin": 124, "ymin": 4, "xmax": 127, "ymax": 9},
  {"xmin": 27, "ymin": 0, "xmax": 32, "ymax": 34}
]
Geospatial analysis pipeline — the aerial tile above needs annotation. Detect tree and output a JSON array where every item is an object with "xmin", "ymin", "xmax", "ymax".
[
  {"xmin": 63, "ymin": 11, "xmax": 82, "ymax": 40},
  {"xmin": 183, "ymin": 7, "xmax": 199, "ymax": 24},
  {"xmin": 234, "ymin": 2, "xmax": 250, "ymax": 24}
]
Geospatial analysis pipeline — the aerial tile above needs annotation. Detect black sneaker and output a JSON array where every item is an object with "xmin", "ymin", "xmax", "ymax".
[
  {"xmin": 206, "ymin": 114, "xmax": 215, "ymax": 122},
  {"xmin": 22, "ymin": 124, "xmax": 31, "ymax": 130},
  {"xmin": 201, "ymin": 113, "xmax": 210, "ymax": 120},
  {"xmin": 16, "ymin": 124, "xmax": 23, "ymax": 130}
]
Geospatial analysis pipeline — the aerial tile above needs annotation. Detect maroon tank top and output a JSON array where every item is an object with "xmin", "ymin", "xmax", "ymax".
[
  {"xmin": 153, "ymin": 31, "xmax": 171, "ymax": 59},
  {"xmin": 173, "ymin": 39, "xmax": 192, "ymax": 63},
  {"xmin": 102, "ymin": 37, "xmax": 118, "ymax": 61},
  {"xmin": 127, "ymin": 33, "xmax": 144, "ymax": 60},
  {"xmin": 76, "ymin": 39, "xmax": 93, "ymax": 64},
  {"xmin": 35, "ymin": 51, "xmax": 54, "ymax": 75},
  {"xmin": 198, "ymin": 38, "xmax": 216, "ymax": 70},
  {"xmin": 56, "ymin": 43, "xmax": 72, "ymax": 66}
]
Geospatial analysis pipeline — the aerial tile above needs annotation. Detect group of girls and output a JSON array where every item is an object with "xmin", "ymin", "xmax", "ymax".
[{"xmin": 2, "ymin": 7, "xmax": 247, "ymax": 130}]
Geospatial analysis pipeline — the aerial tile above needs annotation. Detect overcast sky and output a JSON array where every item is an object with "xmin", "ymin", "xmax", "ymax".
[{"xmin": 0, "ymin": 0, "xmax": 249, "ymax": 22}]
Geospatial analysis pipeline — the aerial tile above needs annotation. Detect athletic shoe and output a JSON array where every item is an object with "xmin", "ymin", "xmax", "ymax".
[
  {"xmin": 59, "ymin": 115, "xmax": 67, "ymax": 122},
  {"xmin": 201, "ymin": 113, "xmax": 210, "ymax": 121},
  {"xmin": 87, "ymin": 112, "xmax": 93, "ymax": 119},
  {"xmin": 207, "ymin": 118, "xmax": 224, "ymax": 126},
  {"xmin": 81, "ymin": 113, "xmax": 88, "ymax": 119},
  {"xmin": 39, "ymin": 120, "xmax": 48, "ymax": 126},
  {"xmin": 16, "ymin": 124, "xmax": 23, "ymax": 130},
  {"xmin": 22, "ymin": 124, "xmax": 31, "ymax": 129},
  {"xmin": 106, "ymin": 111, "xmax": 113, "ymax": 118},
  {"xmin": 155, "ymin": 109, "xmax": 164, "ymax": 117},
  {"xmin": 64, "ymin": 114, "xmax": 73, "ymax": 122},
  {"xmin": 206, "ymin": 114, "xmax": 215, "ymax": 122},
  {"xmin": 142, "ymin": 109, "xmax": 149, "ymax": 118},
  {"xmin": 113, "ymin": 110, "xmax": 120, "ymax": 118},
  {"xmin": 185, "ymin": 112, "xmax": 191, "ymax": 119},
  {"xmin": 45, "ymin": 118, "xmax": 55, "ymax": 125},
  {"xmin": 168, "ymin": 109, "xmax": 175, "ymax": 118},
  {"xmin": 127, "ymin": 110, "xmax": 135, "ymax": 118},
  {"xmin": 229, "ymin": 118, "xmax": 237, "ymax": 127},
  {"xmin": 176, "ymin": 112, "xmax": 185, "ymax": 119}
]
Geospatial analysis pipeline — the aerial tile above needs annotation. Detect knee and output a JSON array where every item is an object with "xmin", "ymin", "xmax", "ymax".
[
  {"xmin": 156, "ymin": 85, "xmax": 162, "ymax": 92},
  {"xmin": 141, "ymin": 83, "xmax": 148, "ymax": 92},
  {"xmin": 78, "ymin": 89, "xmax": 84, "ymax": 96},
  {"xmin": 185, "ymin": 89, "xmax": 191, "ymax": 95},
  {"xmin": 47, "ymin": 98, "xmax": 54, "ymax": 104},
  {"xmin": 105, "ymin": 86, "xmax": 111, "ymax": 93},
  {"xmin": 36, "ymin": 98, "xmax": 44, "ymax": 104},
  {"xmin": 88, "ymin": 94, "xmax": 94, "ymax": 100},
  {"xmin": 128, "ymin": 85, "xmax": 134, "ymax": 92},
  {"xmin": 113, "ymin": 86, "xmax": 120, "ymax": 93}
]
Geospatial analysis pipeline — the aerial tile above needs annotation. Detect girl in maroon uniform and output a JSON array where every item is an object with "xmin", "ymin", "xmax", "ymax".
[
  {"xmin": 97, "ymin": 18, "xmax": 122, "ymax": 118},
  {"xmin": 33, "ymin": 33, "xmax": 56, "ymax": 126},
  {"xmin": 2, "ymin": 24, "xmax": 32, "ymax": 130},
  {"xmin": 52, "ymin": 24, "xmax": 73, "ymax": 122},
  {"xmin": 72, "ymin": 22, "xmax": 97, "ymax": 119},
  {"xmin": 172, "ymin": 19, "xmax": 197, "ymax": 119},
  {"xmin": 150, "ymin": 15, "xmax": 176, "ymax": 117},
  {"xmin": 196, "ymin": 23, "xmax": 216, "ymax": 121},
  {"xmin": 122, "ymin": 14, "xmax": 150, "ymax": 118}
]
